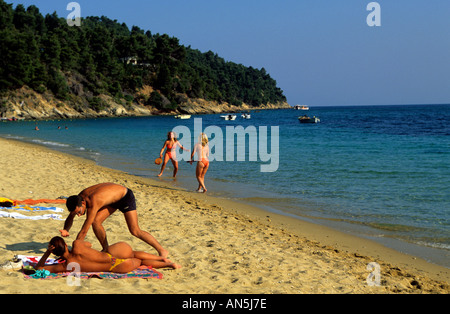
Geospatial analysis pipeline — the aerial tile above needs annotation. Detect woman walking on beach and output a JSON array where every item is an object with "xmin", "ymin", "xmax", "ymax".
[
  {"xmin": 158, "ymin": 131, "xmax": 189, "ymax": 178},
  {"xmin": 190, "ymin": 133, "xmax": 209, "ymax": 193}
]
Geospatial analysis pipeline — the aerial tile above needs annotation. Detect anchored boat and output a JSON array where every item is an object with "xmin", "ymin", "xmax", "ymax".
[
  {"xmin": 221, "ymin": 114, "xmax": 237, "ymax": 121},
  {"xmin": 174, "ymin": 114, "xmax": 191, "ymax": 119},
  {"xmin": 298, "ymin": 115, "xmax": 320, "ymax": 124}
]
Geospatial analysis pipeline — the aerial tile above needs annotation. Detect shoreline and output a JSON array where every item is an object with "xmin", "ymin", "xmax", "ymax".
[
  {"xmin": 164, "ymin": 174, "xmax": 450, "ymax": 270},
  {"xmin": 181, "ymin": 192, "xmax": 450, "ymax": 282},
  {"xmin": 0, "ymin": 137, "xmax": 448, "ymax": 293}
]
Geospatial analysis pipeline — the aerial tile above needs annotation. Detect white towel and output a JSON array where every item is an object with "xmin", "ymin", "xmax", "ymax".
[
  {"xmin": 15, "ymin": 255, "xmax": 61, "ymax": 266},
  {"xmin": 0, "ymin": 205, "xmax": 64, "ymax": 212},
  {"xmin": 0, "ymin": 210, "xmax": 63, "ymax": 220}
]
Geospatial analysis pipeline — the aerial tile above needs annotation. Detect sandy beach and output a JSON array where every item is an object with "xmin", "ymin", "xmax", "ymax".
[{"xmin": 0, "ymin": 137, "xmax": 448, "ymax": 294}]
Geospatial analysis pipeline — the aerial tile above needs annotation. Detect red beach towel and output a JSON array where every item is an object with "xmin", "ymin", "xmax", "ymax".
[{"xmin": 15, "ymin": 199, "xmax": 66, "ymax": 205}]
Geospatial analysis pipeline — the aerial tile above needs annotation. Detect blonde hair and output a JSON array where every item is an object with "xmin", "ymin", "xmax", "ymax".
[{"xmin": 199, "ymin": 133, "xmax": 208, "ymax": 147}]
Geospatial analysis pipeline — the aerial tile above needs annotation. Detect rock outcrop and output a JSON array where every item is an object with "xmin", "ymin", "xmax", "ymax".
[{"xmin": 1, "ymin": 86, "xmax": 291, "ymax": 120}]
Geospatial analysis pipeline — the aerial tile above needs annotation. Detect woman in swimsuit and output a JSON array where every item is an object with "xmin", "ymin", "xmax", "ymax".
[
  {"xmin": 190, "ymin": 133, "xmax": 209, "ymax": 193},
  {"xmin": 158, "ymin": 131, "xmax": 189, "ymax": 178},
  {"xmin": 35, "ymin": 236, "xmax": 181, "ymax": 274}
]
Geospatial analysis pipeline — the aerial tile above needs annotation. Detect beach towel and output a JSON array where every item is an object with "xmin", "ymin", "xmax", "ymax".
[
  {"xmin": 14, "ymin": 199, "xmax": 66, "ymax": 205},
  {"xmin": 17, "ymin": 255, "xmax": 163, "ymax": 280},
  {"xmin": 0, "ymin": 210, "xmax": 63, "ymax": 220},
  {"xmin": 0, "ymin": 205, "xmax": 64, "ymax": 212},
  {"xmin": 0, "ymin": 204, "xmax": 64, "ymax": 220},
  {"xmin": 16, "ymin": 255, "xmax": 63, "ymax": 266},
  {"xmin": 0, "ymin": 198, "xmax": 66, "ymax": 206},
  {"xmin": 23, "ymin": 266, "xmax": 163, "ymax": 280}
]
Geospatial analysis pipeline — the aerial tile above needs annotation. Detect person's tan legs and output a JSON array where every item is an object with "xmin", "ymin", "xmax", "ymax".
[{"xmin": 123, "ymin": 210, "xmax": 169, "ymax": 258}]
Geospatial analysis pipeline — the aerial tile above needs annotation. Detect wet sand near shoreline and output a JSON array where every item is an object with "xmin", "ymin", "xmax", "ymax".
[{"xmin": 0, "ymin": 137, "xmax": 448, "ymax": 294}]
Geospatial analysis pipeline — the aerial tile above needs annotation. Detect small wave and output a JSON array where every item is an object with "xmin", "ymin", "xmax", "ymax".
[
  {"xmin": 4, "ymin": 135, "xmax": 25, "ymax": 140},
  {"xmin": 416, "ymin": 241, "xmax": 450, "ymax": 251},
  {"xmin": 31, "ymin": 139, "xmax": 70, "ymax": 147},
  {"xmin": 364, "ymin": 222, "xmax": 427, "ymax": 232}
]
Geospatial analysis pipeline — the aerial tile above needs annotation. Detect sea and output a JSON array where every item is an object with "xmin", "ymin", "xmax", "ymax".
[{"xmin": 1, "ymin": 104, "xmax": 449, "ymax": 267}]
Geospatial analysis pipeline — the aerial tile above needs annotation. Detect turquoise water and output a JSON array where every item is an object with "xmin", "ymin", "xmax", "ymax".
[{"xmin": 1, "ymin": 105, "xmax": 449, "ymax": 266}]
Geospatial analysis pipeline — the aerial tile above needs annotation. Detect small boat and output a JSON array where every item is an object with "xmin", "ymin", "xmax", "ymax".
[
  {"xmin": 298, "ymin": 115, "xmax": 320, "ymax": 124},
  {"xmin": 294, "ymin": 105, "xmax": 309, "ymax": 110},
  {"xmin": 221, "ymin": 114, "xmax": 237, "ymax": 121},
  {"xmin": 241, "ymin": 113, "xmax": 251, "ymax": 119},
  {"xmin": 174, "ymin": 114, "xmax": 191, "ymax": 119}
]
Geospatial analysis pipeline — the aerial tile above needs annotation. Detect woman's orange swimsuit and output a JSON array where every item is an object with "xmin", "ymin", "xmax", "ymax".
[
  {"xmin": 166, "ymin": 143, "xmax": 175, "ymax": 159},
  {"xmin": 200, "ymin": 145, "xmax": 209, "ymax": 167},
  {"xmin": 201, "ymin": 158, "xmax": 209, "ymax": 167}
]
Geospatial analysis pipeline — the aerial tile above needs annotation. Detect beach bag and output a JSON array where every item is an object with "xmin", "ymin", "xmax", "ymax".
[{"xmin": 0, "ymin": 197, "xmax": 16, "ymax": 207}]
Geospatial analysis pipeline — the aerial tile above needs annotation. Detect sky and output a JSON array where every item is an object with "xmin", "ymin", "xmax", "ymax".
[{"xmin": 7, "ymin": 0, "xmax": 450, "ymax": 106}]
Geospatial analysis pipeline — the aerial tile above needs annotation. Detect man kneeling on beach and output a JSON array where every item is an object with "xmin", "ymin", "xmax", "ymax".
[{"xmin": 60, "ymin": 183, "xmax": 168, "ymax": 258}]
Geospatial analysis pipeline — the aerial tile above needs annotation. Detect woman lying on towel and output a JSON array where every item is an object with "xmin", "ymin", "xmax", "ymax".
[{"xmin": 35, "ymin": 236, "xmax": 181, "ymax": 274}]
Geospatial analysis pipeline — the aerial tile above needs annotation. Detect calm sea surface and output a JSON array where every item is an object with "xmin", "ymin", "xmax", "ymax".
[{"xmin": 1, "ymin": 105, "xmax": 449, "ymax": 267}]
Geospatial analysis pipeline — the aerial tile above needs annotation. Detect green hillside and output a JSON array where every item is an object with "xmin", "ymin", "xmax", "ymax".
[{"xmin": 0, "ymin": 1, "xmax": 287, "ymax": 114}]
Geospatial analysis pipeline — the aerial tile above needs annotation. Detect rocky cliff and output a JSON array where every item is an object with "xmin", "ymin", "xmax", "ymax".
[{"xmin": 1, "ymin": 86, "xmax": 291, "ymax": 120}]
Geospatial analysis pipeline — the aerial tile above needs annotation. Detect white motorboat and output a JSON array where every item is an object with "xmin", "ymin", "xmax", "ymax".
[
  {"xmin": 174, "ymin": 114, "xmax": 191, "ymax": 119},
  {"xmin": 221, "ymin": 114, "xmax": 237, "ymax": 121}
]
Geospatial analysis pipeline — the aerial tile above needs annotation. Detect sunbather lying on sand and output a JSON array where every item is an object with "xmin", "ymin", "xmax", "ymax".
[{"xmin": 35, "ymin": 236, "xmax": 181, "ymax": 274}]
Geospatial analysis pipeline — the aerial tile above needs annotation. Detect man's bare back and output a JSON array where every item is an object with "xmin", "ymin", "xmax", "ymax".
[{"xmin": 79, "ymin": 183, "xmax": 127, "ymax": 209}]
